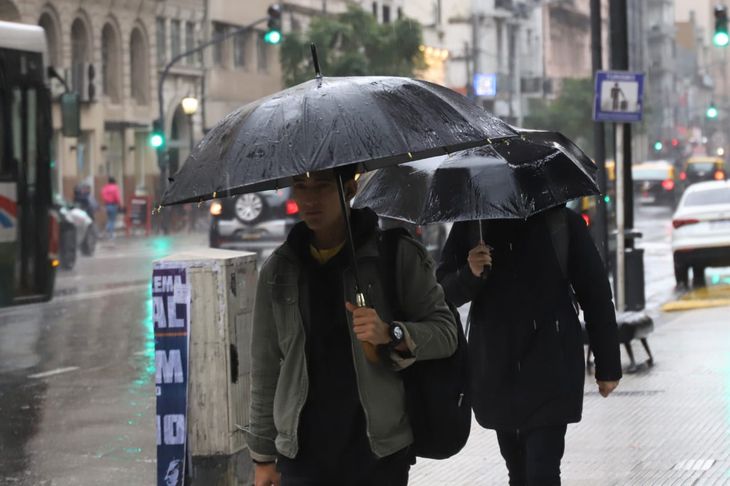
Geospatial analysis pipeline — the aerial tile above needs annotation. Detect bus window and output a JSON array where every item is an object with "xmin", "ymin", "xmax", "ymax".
[
  {"xmin": 26, "ymin": 88, "xmax": 37, "ymax": 192},
  {"xmin": 0, "ymin": 92, "xmax": 6, "ymax": 178},
  {"xmin": 11, "ymin": 88, "xmax": 21, "ymax": 168}
]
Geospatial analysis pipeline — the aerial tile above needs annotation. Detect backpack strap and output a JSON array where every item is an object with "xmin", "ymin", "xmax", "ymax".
[{"xmin": 376, "ymin": 227, "xmax": 411, "ymax": 321}]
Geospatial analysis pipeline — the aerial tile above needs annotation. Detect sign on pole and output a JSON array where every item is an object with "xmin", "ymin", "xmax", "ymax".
[
  {"xmin": 593, "ymin": 71, "xmax": 644, "ymax": 123},
  {"xmin": 473, "ymin": 73, "xmax": 497, "ymax": 97},
  {"xmin": 593, "ymin": 70, "xmax": 644, "ymax": 311}
]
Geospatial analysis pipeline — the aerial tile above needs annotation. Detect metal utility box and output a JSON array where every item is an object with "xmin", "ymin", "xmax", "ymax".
[{"xmin": 155, "ymin": 248, "xmax": 257, "ymax": 457}]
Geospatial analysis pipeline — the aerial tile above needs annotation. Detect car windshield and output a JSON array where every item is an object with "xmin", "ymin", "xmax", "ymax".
[
  {"xmin": 683, "ymin": 188, "xmax": 730, "ymax": 206},
  {"xmin": 633, "ymin": 168, "xmax": 669, "ymax": 180},
  {"xmin": 686, "ymin": 162, "xmax": 716, "ymax": 173}
]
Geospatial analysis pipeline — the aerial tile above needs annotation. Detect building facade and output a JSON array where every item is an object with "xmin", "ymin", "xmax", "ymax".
[{"xmin": 0, "ymin": 0, "xmax": 166, "ymax": 206}]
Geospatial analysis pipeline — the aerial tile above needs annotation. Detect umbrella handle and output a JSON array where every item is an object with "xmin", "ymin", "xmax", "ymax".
[{"xmin": 355, "ymin": 292, "xmax": 380, "ymax": 364}]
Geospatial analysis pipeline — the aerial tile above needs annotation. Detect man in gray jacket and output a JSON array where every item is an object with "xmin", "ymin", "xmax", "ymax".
[{"xmin": 245, "ymin": 167, "xmax": 458, "ymax": 486}]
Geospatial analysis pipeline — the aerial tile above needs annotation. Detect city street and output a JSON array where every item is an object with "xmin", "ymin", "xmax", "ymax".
[{"xmin": 1, "ymin": 205, "xmax": 729, "ymax": 485}]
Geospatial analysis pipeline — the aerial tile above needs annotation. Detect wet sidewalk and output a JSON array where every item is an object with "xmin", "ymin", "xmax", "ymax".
[{"xmin": 411, "ymin": 304, "xmax": 730, "ymax": 485}]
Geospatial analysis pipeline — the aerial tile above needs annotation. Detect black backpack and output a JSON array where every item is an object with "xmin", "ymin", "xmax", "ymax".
[{"xmin": 376, "ymin": 228, "xmax": 471, "ymax": 460}]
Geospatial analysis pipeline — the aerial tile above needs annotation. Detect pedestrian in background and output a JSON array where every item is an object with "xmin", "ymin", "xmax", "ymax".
[
  {"xmin": 437, "ymin": 205, "xmax": 622, "ymax": 486},
  {"xmin": 245, "ymin": 167, "xmax": 458, "ymax": 486},
  {"xmin": 101, "ymin": 177, "xmax": 121, "ymax": 240}
]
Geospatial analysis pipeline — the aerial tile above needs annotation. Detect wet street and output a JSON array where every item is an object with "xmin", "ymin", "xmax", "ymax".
[{"xmin": 1, "ymin": 206, "xmax": 729, "ymax": 485}]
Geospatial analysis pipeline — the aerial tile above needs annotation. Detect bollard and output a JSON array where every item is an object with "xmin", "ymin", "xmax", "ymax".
[{"xmin": 153, "ymin": 248, "xmax": 258, "ymax": 486}]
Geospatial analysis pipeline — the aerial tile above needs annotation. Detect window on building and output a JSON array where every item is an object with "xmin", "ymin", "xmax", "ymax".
[
  {"xmin": 101, "ymin": 23, "xmax": 122, "ymax": 103},
  {"xmin": 383, "ymin": 5, "xmax": 391, "ymax": 23},
  {"xmin": 257, "ymin": 36, "xmax": 268, "ymax": 72},
  {"xmin": 171, "ymin": 20, "xmax": 181, "ymax": 59},
  {"xmin": 372, "ymin": 2, "xmax": 378, "ymax": 19},
  {"xmin": 38, "ymin": 12, "xmax": 60, "ymax": 67},
  {"xmin": 397, "ymin": 7, "xmax": 403, "ymax": 20},
  {"xmin": 156, "ymin": 17, "xmax": 166, "ymax": 66},
  {"xmin": 70, "ymin": 18, "xmax": 90, "ymax": 95},
  {"xmin": 213, "ymin": 23, "xmax": 226, "ymax": 66},
  {"xmin": 185, "ymin": 22, "xmax": 195, "ymax": 65},
  {"xmin": 130, "ymin": 28, "xmax": 149, "ymax": 105},
  {"xmin": 234, "ymin": 31, "xmax": 247, "ymax": 68}
]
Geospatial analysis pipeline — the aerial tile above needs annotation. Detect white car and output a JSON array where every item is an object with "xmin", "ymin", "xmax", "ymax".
[{"xmin": 671, "ymin": 180, "xmax": 730, "ymax": 286}]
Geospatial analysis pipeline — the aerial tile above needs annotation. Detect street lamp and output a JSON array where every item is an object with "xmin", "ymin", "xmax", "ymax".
[{"xmin": 181, "ymin": 96, "xmax": 199, "ymax": 153}]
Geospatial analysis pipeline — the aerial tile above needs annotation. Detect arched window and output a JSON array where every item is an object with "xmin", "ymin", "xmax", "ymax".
[
  {"xmin": 70, "ymin": 18, "xmax": 91, "ymax": 95},
  {"xmin": 130, "ymin": 27, "xmax": 149, "ymax": 105},
  {"xmin": 38, "ymin": 12, "xmax": 61, "ymax": 68},
  {"xmin": 101, "ymin": 23, "xmax": 122, "ymax": 103},
  {"xmin": 0, "ymin": 0, "xmax": 20, "ymax": 22}
]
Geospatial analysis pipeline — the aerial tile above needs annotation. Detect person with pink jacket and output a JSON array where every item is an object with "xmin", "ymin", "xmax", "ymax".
[{"xmin": 101, "ymin": 177, "xmax": 121, "ymax": 239}]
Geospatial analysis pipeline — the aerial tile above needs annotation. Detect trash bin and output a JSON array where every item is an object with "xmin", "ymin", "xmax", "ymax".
[{"xmin": 612, "ymin": 244, "xmax": 646, "ymax": 311}]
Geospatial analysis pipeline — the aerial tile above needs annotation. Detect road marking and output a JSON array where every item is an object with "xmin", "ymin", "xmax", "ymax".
[
  {"xmin": 662, "ymin": 284, "xmax": 730, "ymax": 312},
  {"xmin": 28, "ymin": 366, "xmax": 79, "ymax": 379},
  {"xmin": 674, "ymin": 458, "xmax": 715, "ymax": 471}
]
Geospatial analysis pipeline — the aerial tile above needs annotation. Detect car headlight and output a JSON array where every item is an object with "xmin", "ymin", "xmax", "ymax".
[{"xmin": 210, "ymin": 201, "xmax": 223, "ymax": 216}]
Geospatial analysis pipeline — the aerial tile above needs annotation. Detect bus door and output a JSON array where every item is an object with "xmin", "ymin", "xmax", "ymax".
[{"xmin": 0, "ymin": 47, "xmax": 53, "ymax": 306}]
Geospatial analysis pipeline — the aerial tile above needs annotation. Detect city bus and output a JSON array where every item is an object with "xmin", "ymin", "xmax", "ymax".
[{"xmin": 0, "ymin": 20, "xmax": 59, "ymax": 307}]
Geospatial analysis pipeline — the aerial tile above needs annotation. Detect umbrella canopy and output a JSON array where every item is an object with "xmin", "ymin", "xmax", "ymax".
[
  {"xmin": 161, "ymin": 76, "xmax": 517, "ymax": 206},
  {"xmin": 353, "ymin": 131, "xmax": 600, "ymax": 224}
]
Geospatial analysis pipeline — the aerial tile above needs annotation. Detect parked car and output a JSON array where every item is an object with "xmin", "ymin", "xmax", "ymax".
[
  {"xmin": 208, "ymin": 189, "xmax": 300, "ymax": 250},
  {"xmin": 671, "ymin": 180, "xmax": 730, "ymax": 287},
  {"xmin": 679, "ymin": 156, "xmax": 726, "ymax": 190},
  {"xmin": 632, "ymin": 160, "xmax": 677, "ymax": 207}
]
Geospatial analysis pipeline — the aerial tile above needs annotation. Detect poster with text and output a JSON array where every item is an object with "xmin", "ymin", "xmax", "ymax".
[{"xmin": 153, "ymin": 265, "xmax": 190, "ymax": 486}]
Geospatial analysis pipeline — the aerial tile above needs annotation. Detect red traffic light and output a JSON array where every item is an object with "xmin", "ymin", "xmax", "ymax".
[{"xmin": 671, "ymin": 138, "xmax": 679, "ymax": 147}]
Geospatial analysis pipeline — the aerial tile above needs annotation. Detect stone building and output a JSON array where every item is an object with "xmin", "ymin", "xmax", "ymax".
[{"xmin": 0, "ymin": 0, "xmax": 204, "ymax": 204}]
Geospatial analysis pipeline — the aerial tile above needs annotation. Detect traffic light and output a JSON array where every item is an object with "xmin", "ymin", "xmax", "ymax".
[
  {"xmin": 714, "ymin": 5, "xmax": 729, "ymax": 46},
  {"xmin": 671, "ymin": 138, "xmax": 679, "ymax": 148},
  {"xmin": 264, "ymin": 4, "xmax": 282, "ymax": 45},
  {"xmin": 149, "ymin": 119, "xmax": 165, "ymax": 149},
  {"xmin": 707, "ymin": 103, "xmax": 719, "ymax": 119},
  {"xmin": 653, "ymin": 140, "xmax": 663, "ymax": 152}
]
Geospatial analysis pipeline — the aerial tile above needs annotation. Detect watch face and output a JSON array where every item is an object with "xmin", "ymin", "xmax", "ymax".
[{"xmin": 393, "ymin": 325, "xmax": 404, "ymax": 341}]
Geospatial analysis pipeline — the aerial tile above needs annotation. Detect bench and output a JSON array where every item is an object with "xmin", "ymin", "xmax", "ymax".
[{"xmin": 583, "ymin": 311, "xmax": 654, "ymax": 373}]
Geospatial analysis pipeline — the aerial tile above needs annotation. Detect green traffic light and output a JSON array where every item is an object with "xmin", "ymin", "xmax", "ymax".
[
  {"xmin": 653, "ymin": 141, "xmax": 663, "ymax": 151},
  {"xmin": 150, "ymin": 133, "xmax": 165, "ymax": 148},
  {"xmin": 264, "ymin": 30, "xmax": 282, "ymax": 45},
  {"xmin": 715, "ymin": 31, "xmax": 730, "ymax": 46},
  {"xmin": 707, "ymin": 106, "xmax": 719, "ymax": 119},
  {"xmin": 604, "ymin": 195, "xmax": 611, "ymax": 204}
]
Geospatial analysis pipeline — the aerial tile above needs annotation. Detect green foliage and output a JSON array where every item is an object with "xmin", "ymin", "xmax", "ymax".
[
  {"xmin": 280, "ymin": 6, "xmax": 425, "ymax": 87},
  {"xmin": 523, "ymin": 78, "xmax": 597, "ymax": 157}
]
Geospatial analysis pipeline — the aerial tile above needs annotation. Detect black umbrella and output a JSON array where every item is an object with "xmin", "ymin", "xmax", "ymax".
[
  {"xmin": 160, "ymin": 79, "xmax": 516, "ymax": 206},
  {"xmin": 353, "ymin": 130, "xmax": 599, "ymax": 230}
]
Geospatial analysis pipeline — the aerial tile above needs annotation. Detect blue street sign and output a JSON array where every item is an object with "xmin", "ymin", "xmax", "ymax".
[
  {"xmin": 473, "ymin": 73, "xmax": 497, "ymax": 97},
  {"xmin": 593, "ymin": 71, "xmax": 645, "ymax": 123}
]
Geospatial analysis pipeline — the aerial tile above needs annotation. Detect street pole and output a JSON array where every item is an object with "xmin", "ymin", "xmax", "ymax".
[
  {"xmin": 609, "ymin": 0, "xmax": 635, "ymax": 244},
  {"xmin": 590, "ymin": 0, "xmax": 609, "ymax": 264},
  {"xmin": 188, "ymin": 115, "xmax": 194, "ymax": 153},
  {"xmin": 615, "ymin": 123, "xmax": 625, "ymax": 311}
]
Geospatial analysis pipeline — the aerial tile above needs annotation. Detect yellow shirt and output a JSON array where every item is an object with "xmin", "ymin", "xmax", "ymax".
[{"xmin": 309, "ymin": 241, "xmax": 345, "ymax": 264}]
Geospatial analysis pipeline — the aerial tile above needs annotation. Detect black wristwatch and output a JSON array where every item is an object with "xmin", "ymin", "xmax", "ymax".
[{"xmin": 389, "ymin": 322, "xmax": 405, "ymax": 347}]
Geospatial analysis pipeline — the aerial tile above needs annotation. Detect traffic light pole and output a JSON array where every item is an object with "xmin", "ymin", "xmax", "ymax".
[
  {"xmin": 156, "ymin": 15, "xmax": 268, "ymax": 230},
  {"xmin": 590, "ymin": 0, "xmax": 609, "ymax": 265}
]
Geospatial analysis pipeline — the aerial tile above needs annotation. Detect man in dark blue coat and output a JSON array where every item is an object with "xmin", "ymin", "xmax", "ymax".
[{"xmin": 437, "ymin": 206, "xmax": 622, "ymax": 486}]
